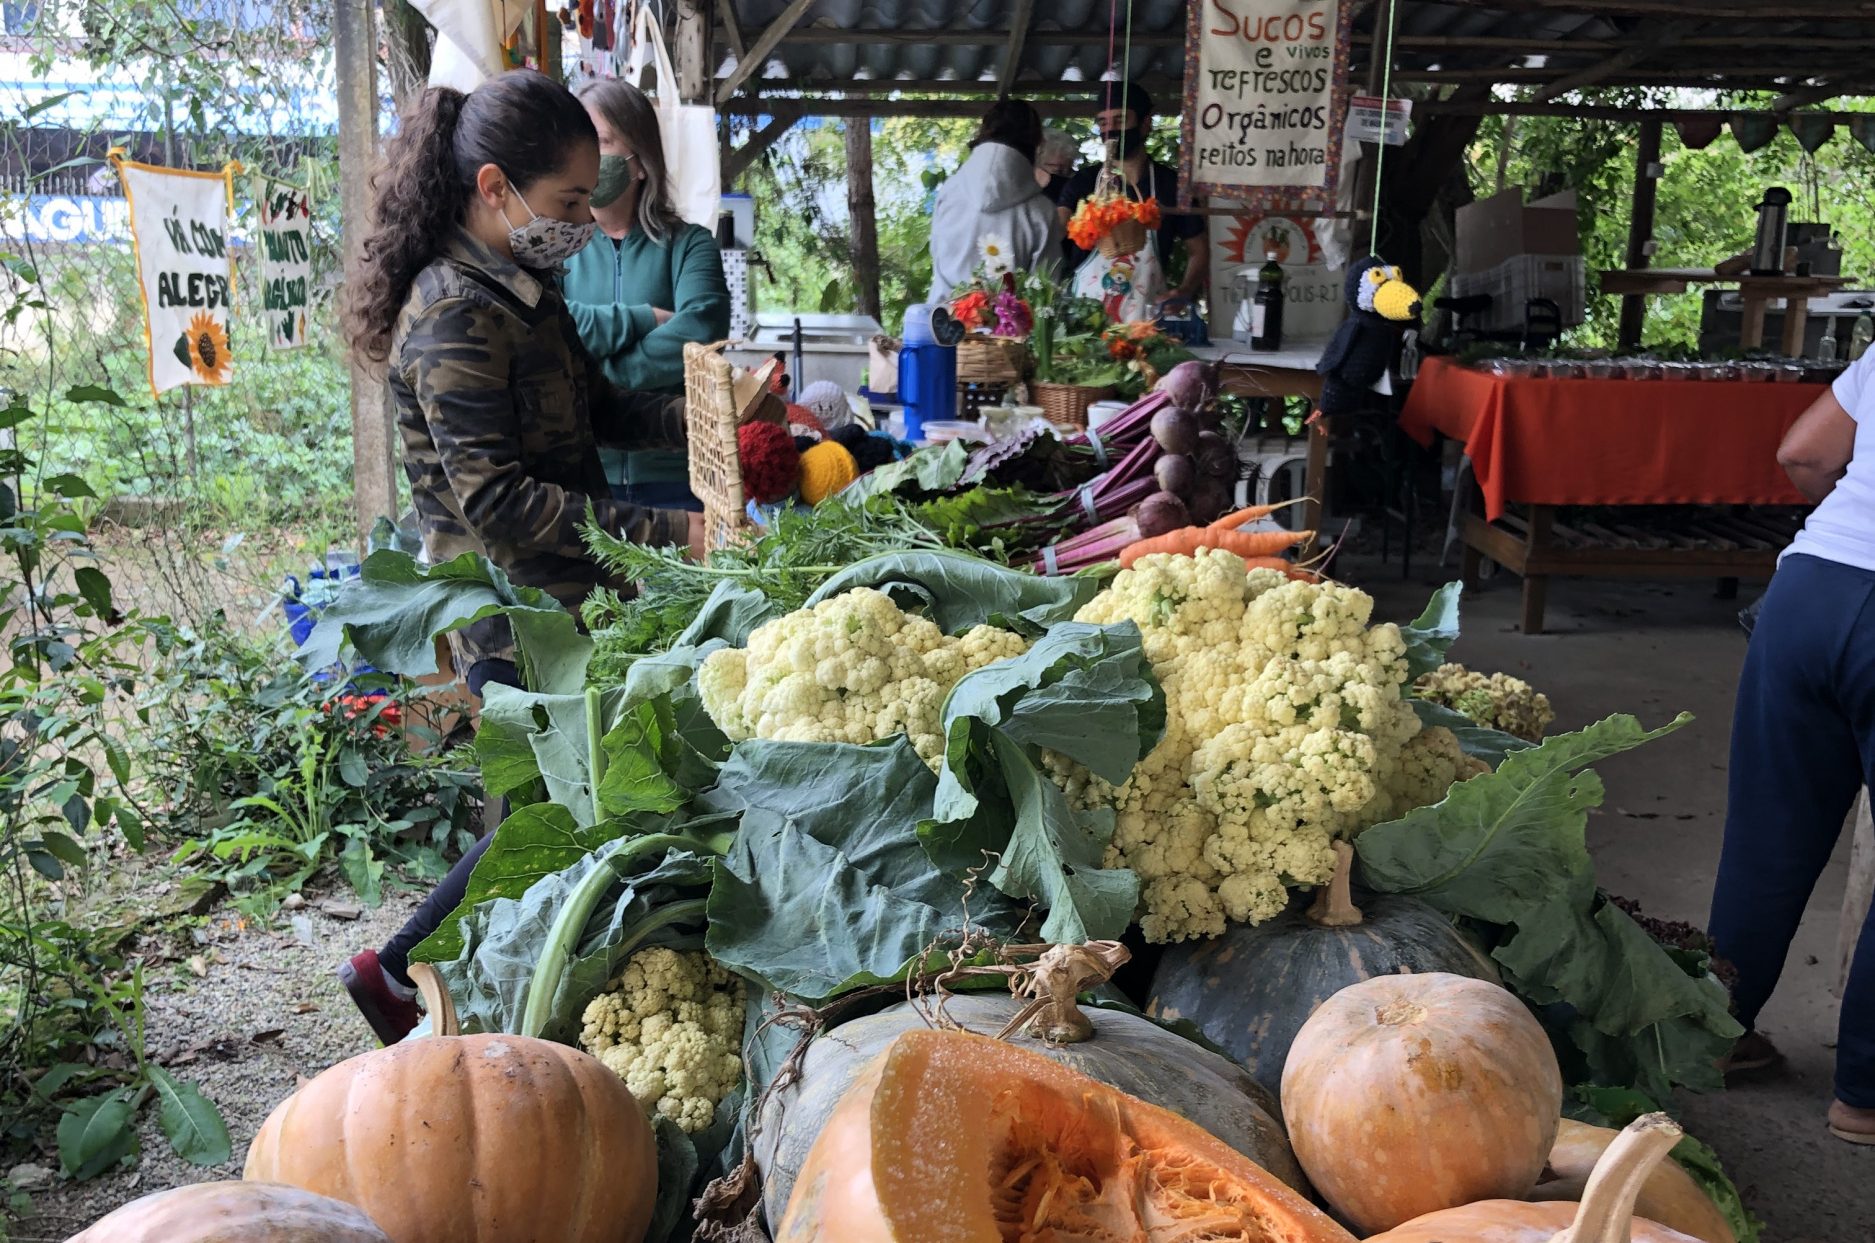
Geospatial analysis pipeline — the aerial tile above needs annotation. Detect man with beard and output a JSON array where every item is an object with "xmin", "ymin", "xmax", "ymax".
[{"xmin": 1057, "ymin": 80, "xmax": 1209, "ymax": 312}]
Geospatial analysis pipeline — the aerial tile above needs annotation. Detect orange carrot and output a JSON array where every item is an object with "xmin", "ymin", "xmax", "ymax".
[
  {"xmin": 1117, "ymin": 526, "xmax": 1313, "ymax": 569},
  {"xmin": 1206, "ymin": 498, "xmax": 1307, "ymax": 532}
]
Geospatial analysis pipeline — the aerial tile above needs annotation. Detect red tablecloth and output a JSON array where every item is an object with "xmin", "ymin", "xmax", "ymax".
[{"xmin": 1398, "ymin": 356, "xmax": 1817, "ymax": 522}]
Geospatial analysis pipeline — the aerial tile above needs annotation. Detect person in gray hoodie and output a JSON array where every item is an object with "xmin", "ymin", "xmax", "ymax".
[{"xmin": 928, "ymin": 100, "xmax": 1065, "ymax": 301}]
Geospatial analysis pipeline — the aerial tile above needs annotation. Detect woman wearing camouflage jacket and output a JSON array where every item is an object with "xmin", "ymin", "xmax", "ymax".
[{"xmin": 333, "ymin": 70, "xmax": 703, "ymax": 1044}]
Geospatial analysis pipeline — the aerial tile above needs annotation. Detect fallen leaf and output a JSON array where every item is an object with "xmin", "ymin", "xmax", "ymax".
[
  {"xmin": 292, "ymin": 1002, "xmax": 320, "ymax": 1014},
  {"xmin": 186, "ymin": 955, "xmax": 208, "ymax": 978},
  {"xmin": 251, "ymin": 1029, "xmax": 286, "ymax": 1045}
]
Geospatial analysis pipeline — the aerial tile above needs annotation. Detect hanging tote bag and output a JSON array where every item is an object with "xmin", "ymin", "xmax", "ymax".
[{"xmin": 623, "ymin": 4, "xmax": 721, "ymax": 228}]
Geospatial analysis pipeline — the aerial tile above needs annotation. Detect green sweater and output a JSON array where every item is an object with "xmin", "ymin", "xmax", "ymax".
[{"xmin": 562, "ymin": 223, "xmax": 730, "ymax": 487}]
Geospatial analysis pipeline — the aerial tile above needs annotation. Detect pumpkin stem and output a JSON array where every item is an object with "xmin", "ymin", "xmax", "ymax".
[
  {"xmin": 993, "ymin": 941, "xmax": 1131, "ymax": 1045},
  {"xmin": 1548, "ymin": 1113, "xmax": 1684, "ymax": 1243},
  {"xmin": 409, "ymin": 962, "xmax": 459, "ymax": 1038},
  {"xmin": 1305, "ymin": 840, "xmax": 1363, "ymax": 928}
]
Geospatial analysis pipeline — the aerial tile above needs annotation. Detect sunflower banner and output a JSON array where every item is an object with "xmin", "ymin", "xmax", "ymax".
[{"xmin": 112, "ymin": 152, "xmax": 238, "ymax": 395}]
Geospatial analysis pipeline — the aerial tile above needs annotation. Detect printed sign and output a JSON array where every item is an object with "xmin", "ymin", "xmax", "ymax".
[
  {"xmin": 1208, "ymin": 212, "xmax": 1343, "ymax": 343},
  {"xmin": 255, "ymin": 175, "xmax": 313, "ymax": 350},
  {"xmin": 115, "ymin": 156, "xmax": 237, "ymax": 396},
  {"xmin": 1180, "ymin": 0, "xmax": 1356, "ymax": 210},
  {"xmin": 0, "ymin": 195, "xmax": 133, "ymax": 245},
  {"xmin": 1348, "ymin": 95, "xmax": 1412, "ymax": 147}
]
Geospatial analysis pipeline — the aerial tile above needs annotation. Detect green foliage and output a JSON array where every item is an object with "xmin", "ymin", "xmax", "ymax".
[
  {"xmin": 136, "ymin": 615, "xmax": 482, "ymax": 911},
  {"xmin": 1470, "ymin": 91, "xmax": 1875, "ymax": 351},
  {"xmin": 1569, "ymin": 1084, "xmax": 1762, "ymax": 1243}
]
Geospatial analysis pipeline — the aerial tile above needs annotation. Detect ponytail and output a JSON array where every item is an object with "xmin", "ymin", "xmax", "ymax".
[{"xmin": 343, "ymin": 71, "xmax": 598, "ymax": 367}]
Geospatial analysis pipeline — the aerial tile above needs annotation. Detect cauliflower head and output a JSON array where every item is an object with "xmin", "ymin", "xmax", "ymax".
[
  {"xmin": 696, "ymin": 588, "xmax": 1028, "ymax": 767},
  {"xmin": 1414, "ymin": 662, "xmax": 1555, "ymax": 742},
  {"xmin": 578, "ymin": 947, "xmax": 745, "ymax": 1133},
  {"xmin": 1058, "ymin": 550, "xmax": 1488, "ymax": 943}
]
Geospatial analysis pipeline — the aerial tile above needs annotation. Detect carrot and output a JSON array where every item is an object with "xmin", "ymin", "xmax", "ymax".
[
  {"xmin": 1117, "ymin": 526, "xmax": 1313, "ymax": 569},
  {"xmin": 1206, "ymin": 498, "xmax": 1307, "ymax": 532}
]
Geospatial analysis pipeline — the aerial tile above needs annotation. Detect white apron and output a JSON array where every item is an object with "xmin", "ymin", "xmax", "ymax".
[{"xmin": 1070, "ymin": 165, "xmax": 1169, "ymax": 323}]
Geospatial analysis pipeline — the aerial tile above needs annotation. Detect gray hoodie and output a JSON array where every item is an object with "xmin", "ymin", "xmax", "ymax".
[{"xmin": 927, "ymin": 142, "xmax": 1066, "ymax": 302}]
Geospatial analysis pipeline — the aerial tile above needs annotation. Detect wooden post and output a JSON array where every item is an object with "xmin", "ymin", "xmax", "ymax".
[
  {"xmin": 335, "ymin": 0, "xmax": 396, "ymax": 549},
  {"xmin": 846, "ymin": 118, "xmax": 881, "ymax": 323},
  {"xmin": 1842, "ymin": 791, "xmax": 1875, "ymax": 998},
  {"xmin": 1618, "ymin": 120, "xmax": 1662, "ymax": 352},
  {"xmin": 674, "ymin": 0, "xmax": 712, "ymax": 103}
]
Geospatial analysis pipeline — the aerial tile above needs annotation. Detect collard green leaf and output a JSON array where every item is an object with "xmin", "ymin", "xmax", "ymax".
[
  {"xmin": 1400, "ymin": 581, "xmax": 1463, "ymax": 680},
  {"xmin": 700, "ymin": 738, "xmax": 1023, "ymax": 1001},
  {"xmin": 1355, "ymin": 713, "xmax": 1690, "ymax": 923},
  {"xmin": 147, "ymin": 1066, "xmax": 232, "ymax": 1167},
  {"xmin": 673, "ymin": 582, "xmax": 779, "ymax": 649},
  {"xmin": 1409, "ymin": 697, "xmax": 1533, "ymax": 768},
  {"xmin": 805, "ymin": 550, "xmax": 1101, "ymax": 635},
  {"xmin": 598, "ymin": 701, "xmax": 690, "ymax": 817},
  {"xmin": 836, "ymin": 440, "xmax": 970, "ymax": 503}
]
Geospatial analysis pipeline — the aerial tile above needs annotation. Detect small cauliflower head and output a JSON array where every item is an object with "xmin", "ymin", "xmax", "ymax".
[
  {"xmin": 1414, "ymin": 661, "xmax": 1556, "ymax": 742},
  {"xmin": 578, "ymin": 946, "xmax": 745, "ymax": 1134},
  {"xmin": 696, "ymin": 589, "xmax": 1028, "ymax": 766},
  {"xmin": 1060, "ymin": 555, "xmax": 1465, "ymax": 943}
]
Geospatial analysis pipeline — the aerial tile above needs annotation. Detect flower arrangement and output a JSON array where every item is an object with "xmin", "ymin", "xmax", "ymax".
[
  {"xmin": 1067, "ymin": 194, "xmax": 1162, "ymax": 252},
  {"xmin": 949, "ymin": 267, "xmax": 1037, "ymax": 340}
]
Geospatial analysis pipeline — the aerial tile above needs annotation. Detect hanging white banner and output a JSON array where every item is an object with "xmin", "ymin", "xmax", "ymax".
[
  {"xmin": 255, "ymin": 174, "xmax": 313, "ymax": 351},
  {"xmin": 115, "ymin": 155, "xmax": 237, "ymax": 396}
]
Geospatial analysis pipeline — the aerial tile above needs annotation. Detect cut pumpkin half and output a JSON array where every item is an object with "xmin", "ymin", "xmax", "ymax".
[{"xmin": 775, "ymin": 1028, "xmax": 1356, "ymax": 1243}]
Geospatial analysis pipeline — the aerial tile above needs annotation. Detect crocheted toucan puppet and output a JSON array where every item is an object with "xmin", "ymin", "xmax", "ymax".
[{"xmin": 1316, "ymin": 257, "xmax": 1423, "ymax": 418}]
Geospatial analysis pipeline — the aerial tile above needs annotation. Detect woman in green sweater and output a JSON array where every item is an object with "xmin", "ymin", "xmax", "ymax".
[{"xmin": 563, "ymin": 79, "xmax": 730, "ymax": 510}]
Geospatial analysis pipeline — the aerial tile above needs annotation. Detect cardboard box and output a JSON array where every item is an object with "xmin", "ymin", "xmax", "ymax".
[{"xmin": 1454, "ymin": 189, "xmax": 1581, "ymax": 274}]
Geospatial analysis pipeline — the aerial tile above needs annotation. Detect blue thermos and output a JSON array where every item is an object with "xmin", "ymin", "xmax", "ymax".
[{"xmin": 898, "ymin": 303, "xmax": 955, "ymax": 443}]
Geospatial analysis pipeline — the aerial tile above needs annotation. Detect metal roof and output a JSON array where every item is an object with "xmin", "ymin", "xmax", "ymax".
[{"xmin": 714, "ymin": 1, "xmax": 1875, "ymax": 110}]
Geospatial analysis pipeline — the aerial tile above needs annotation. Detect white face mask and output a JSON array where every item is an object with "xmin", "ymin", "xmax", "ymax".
[{"xmin": 504, "ymin": 183, "xmax": 595, "ymax": 268}]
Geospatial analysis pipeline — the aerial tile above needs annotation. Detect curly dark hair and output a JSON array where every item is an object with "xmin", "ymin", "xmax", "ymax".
[{"xmin": 343, "ymin": 70, "xmax": 598, "ymax": 367}]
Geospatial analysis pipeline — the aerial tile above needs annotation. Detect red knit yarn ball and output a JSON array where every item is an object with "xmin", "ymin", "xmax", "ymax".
[
  {"xmin": 737, "ymin": 420, "xmax": 801, "ymax": 504},
  {"xmin": 785, "ymin": 403, "xmax": 826, "ymax": 438}
]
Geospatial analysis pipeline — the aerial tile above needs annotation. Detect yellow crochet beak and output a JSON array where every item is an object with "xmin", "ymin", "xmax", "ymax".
[{"xmin": 1373, "ymin": 276, "xmax": 1423, "ymax": 324}]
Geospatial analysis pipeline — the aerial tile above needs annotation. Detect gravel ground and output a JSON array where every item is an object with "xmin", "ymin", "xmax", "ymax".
[{"xmin": 8, "ymin": 885, "xmax": 422, "ymax": 1241}]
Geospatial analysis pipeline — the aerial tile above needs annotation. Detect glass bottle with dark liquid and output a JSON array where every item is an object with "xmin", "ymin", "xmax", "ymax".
[{"xmin": 1251, "ymin": 249, "xmax": 1285, "ymax": 352}]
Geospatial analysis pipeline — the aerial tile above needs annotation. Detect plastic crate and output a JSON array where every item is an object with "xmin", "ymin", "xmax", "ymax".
[{"xmin": 1447, "ymin": 254, "xmax": 1586, "ymax": 333}]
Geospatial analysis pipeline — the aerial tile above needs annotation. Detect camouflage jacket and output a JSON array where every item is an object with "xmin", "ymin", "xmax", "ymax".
[{"xmin": 389, "ymin": 232, "xmax": 687, "ymax": 668}]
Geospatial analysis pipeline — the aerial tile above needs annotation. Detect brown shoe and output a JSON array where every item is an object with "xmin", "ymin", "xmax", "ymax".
[
  {"xmin": 1828, "ymin": 1099, "xmax": 1875, "ymax": 1145},
  {"xmin": 1719, "ymin": 1030, "xmax": 1785, "ymax": 1080}
]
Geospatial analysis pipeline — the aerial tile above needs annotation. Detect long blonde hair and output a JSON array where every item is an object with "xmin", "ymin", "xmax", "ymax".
[{"xmin": 578, "ymin": 79, "xmax": 686, "ymax": 245}]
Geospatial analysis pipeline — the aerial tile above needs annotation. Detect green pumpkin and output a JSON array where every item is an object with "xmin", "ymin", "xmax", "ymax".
[{"xmin": 1146, "ymin": 843, "xmax": 1499, "ymax": 1107}]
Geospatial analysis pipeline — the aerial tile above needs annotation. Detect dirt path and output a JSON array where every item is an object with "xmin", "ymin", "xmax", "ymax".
[{"xmin": 8, "ymin": 885, "xmax": 420, "ymax": 1240}]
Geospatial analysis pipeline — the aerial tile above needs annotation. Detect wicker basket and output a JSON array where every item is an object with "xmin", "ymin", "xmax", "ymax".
[
  {"xmin": 1097, "ymin": 217, "xmax": 1148, "ymax": 260},
  {"xmin": 685, "ymin": 341, "xmax": 750, "ymax": 552},
  {"xmin": 1032, "ymin": 382, "xmax": 1115, "ymax": 432},
  {"xmin": 957, "ymin": 335, "xmax": 1029, "ymax": 386}
]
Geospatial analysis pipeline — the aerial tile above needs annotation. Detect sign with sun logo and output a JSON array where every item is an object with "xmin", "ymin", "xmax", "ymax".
[{"xmin": 112, "ymin": 153, "xmax": 239, "ymax": 396}]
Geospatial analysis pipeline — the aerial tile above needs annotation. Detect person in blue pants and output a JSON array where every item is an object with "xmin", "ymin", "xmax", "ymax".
[{"xmin": 1710, "ymin": 346, "xmax": 1875, "ymax": 1145}]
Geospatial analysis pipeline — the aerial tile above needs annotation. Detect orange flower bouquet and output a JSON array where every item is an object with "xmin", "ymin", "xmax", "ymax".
[{"xmin": 1068, "ymin": 194, "xmax": 1162, "ymax": 258}]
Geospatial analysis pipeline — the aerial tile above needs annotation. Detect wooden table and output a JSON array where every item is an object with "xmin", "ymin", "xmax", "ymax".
[
  {"xmin": 1600, "ymin": 269, "xmax": 1846, "ymax": 355},
  {"xmin": 1400, "ymin": 357, "xmax": 1816, "ymax": 633}
]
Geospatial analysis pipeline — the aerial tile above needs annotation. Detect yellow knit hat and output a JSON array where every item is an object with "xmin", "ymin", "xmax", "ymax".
[{"xmin": 798, "ymin": 440, "xmax": 860, "ymax": 504}]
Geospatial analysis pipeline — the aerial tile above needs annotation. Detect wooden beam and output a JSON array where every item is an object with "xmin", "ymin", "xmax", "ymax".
[
  {"xmin": 1429, "ymin": 0, "xmax": 1875, "ymax": 19},
  {"xmin": 1420, "ymin": 98, "xmax": 1875, "ymax": 124},
  {"xmin": 1537, "ymin": 20, "xmax": 1692, "ymax": 101},
  {"xmin": 335, "ymin": 0, "xmax": 394, "ymax": 550},
  {"xmin": 733, "ymin": 28, "xmax": 1183, "ymax": 48},
  {"xmin": 724, "ymin": 96, "xmax": 1115, "ymax": 119},
  {"xmin": 716, "ymin": 0, "xmax": 815, "ymax": 104},
  {"xmin": 730, "ymin": 76, "xmax": 1182, "ymax": 98},
  {"xmin": 997, "ymin": 0, "xmax": 1036, "ymax": 97},
  {"xmin": 1618, "ymin": 120, "xmax": 1663, "ymax": 351},
  {"xmin": 714, "ymin": 0, "xmax": 744, "ymax": 61},
  {"xmin": 1371, "ymin": 33, "xmax": 1875, "ymax": 53},
  {"xmin": 1773, "ymin": 84, "xmax": 1842, "ymax": 113},
  {"xmin": 722, "ymin": 109, "xmax": 801, "ymax": 184},
  {"xmin": 1395, "ymin": 66, "xmax": 1875, "ymax": 88},
  {"xmin": 845, "ymin": 119, "xmax": 880, "ymax": 322}
]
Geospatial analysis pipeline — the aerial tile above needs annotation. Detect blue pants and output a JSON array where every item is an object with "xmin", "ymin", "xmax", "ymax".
[{"xmin": 1710, "ymin": 553, "xmax": 1875, "ymax": 1107}]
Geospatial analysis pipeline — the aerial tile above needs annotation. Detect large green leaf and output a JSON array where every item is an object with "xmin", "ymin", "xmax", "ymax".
[
  {"xmin": 443, "ymin": 833, "xmax": 722, "ymax": 1041},
  {"xmin": 805, "ymin": 550, "xmax": 1101, "ymax": 635},
  {"xmin": 57, "ymin": 1091, "xmax": 138, "ymax": 1180},
  {"xmin": 147, "ymin": 1066, "xmax": 232, "ymax": 1167},
  {"xmin": 1568, "ymin": 1085, "xmax": 1762, "ymax": 1243},
  {"xmin": 923, "ymin": 623, "xmax": 1157, "ymax": 944},
  {"xmin": 297, "ymin": 549, "xmax": 591, "ymax": 693},
  {"xmin": 836, "ymin": 441, "xmax": 971, "ymax": 503},
  {"xmin": 700, "ymin": 738, "xmax": 1023, "ymax": 1001},
  {"xmin": 1355, "ymin": 713, "xmax": 1690, "ymax": 923},
  {"xmin": 1399, "ymin": 581, "xmax": 1463, "ymax": 680},
  {"xmin": 672, "ymin": 582, "xmax": 779, "ymax": 649}
]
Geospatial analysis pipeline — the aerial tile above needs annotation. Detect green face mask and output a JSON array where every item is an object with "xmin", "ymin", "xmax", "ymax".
[{"xmin": 590, "ymin": 154, "xmax": 636, "ymax": 209}]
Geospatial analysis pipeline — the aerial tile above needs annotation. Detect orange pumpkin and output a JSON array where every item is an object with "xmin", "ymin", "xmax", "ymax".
[
  {"xmin": 1281, "ymin": 972, "xmax": 1563, "ymax": 1234},
  {"xmin": 66, "ymin": 1181, "xmax": 390, "ymax": 1242},
  {"xmin": 1531, "ymin": 1120, "xmax": 1736, "ymax": 1243},
  {"xmin": 774, "ymin": 1028, "xmax": 1356, "ymax": 1243},
  {"xmin": 1368, "ymin": 1113, "xmax": 1706, "ymax": 1243},
  {"xmin": 243, "ymin": 965, "xmax": 656, "ymax": 1243}
]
